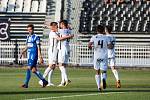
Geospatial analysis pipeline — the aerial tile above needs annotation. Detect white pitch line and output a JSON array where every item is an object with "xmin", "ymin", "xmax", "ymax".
[{"xmin": 25, "ymin": 92, "xmax": 125, "ymax": 100}]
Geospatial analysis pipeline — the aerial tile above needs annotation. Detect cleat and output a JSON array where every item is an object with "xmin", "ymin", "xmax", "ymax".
[
  {"xmin": 38, "ymin": 80, "xmax": 43, "ymax": 86},
  {"xmin": 102, "ymin": 79, "xmax": 106, "ymax": 89},
  {"xmin": 116, "ymin": 80, "xmax": 121, "ymax": 88},
  {"xmin": 47, "ymin": 83, "xmax": 55, "ymax": 86},
  {"xmin": 42, "ymin": 80, "xmax": 48, "ymax": 88},
  {"xmin": 21, "ymin": 84, "xmax": 28, "ymax": 88},
  {"xmin": 64, "ymin": 80, "xmax": 71, "ymax": 86},
  {"xmin": 57, "ymin": 83, "xmax": 65, "ymax": 87},
  {"xmin": 98, "ymin": 88, "xmax": 102, "ymax": 92}
]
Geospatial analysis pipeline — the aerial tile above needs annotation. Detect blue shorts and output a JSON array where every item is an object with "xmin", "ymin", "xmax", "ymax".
[{"xmin": 27, "ymin": 51, "xmax": 38, "ymax": 67}]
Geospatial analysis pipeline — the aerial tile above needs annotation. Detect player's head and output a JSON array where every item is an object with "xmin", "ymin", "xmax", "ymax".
[
  {"xmin": 50, "ymin": 22, "xmax": 58, "ymax": 32},
  {"xmin": 105, "ymin": 25, "xmax": 112, "ymax": 34},
  {"xmin": 27, "ymin": 24, "xmax": 34, "ymax": 35},
  {"xmin": 59, "ymin": 20, "xmax": 68, "ymax": 29},
  {"xmin": 96, "ymin": 25, "xmax": 105, "ymax": 34}
]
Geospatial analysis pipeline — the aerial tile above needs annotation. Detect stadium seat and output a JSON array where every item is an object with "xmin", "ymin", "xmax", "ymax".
[
  {"xmin": 31, "ymin": 0, "xmax": 39, "ymax": 12},
  {"xmin": 0, "ymin": 0, "xmax": 9, "ymax": 12},
  {"xmin": 39, "ymin": 0, "xmax": 47, "ymax": 12},
  {"xmin": 15, "ymin": 0, "xmax": 24, "ymax": 12},
  {"xmin": 23, "ymin": 0, "xmax": 31, "ymax": 12},
  {"xmin": 7, "ymin": 0, "xmax": 16, "ymax": 12}
]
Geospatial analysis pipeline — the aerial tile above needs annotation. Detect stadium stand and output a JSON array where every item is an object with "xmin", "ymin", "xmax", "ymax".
[
  {"xmin": 79, "ymin": 0, "xmax": 150, "ymax": 43},
  {"xmin": 0, "ymin": 0, "xmax": 47, "ymax": 40}
]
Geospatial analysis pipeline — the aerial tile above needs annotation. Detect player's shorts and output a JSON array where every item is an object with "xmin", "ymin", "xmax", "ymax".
[
  {"xmin": 48, "ymin": 47, "xmax": 58, "ymax": 64},
  {"xmin": 58, "ymin": 46, "xmax": 70, "ymax": 64},
  {"xmin": 93, "ymin": 57, "xmax": 108, "ymax": 71},
  {"xmin": 27, "ymin": 51, "xmax": 38, "ymax": 67},
  {"xmin": 108, "ymin": 57, "xmax": 115, "ymax": 67}
]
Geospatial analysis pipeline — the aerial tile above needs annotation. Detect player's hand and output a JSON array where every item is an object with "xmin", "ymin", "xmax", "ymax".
[
  {"xmin": 20, "ymin": 52, "xmax": 24, "ymax": 59},
  {"xmin": 39, "ymin": 57, "xmax": 44, "ymax": 65},
  {"xmin": 20, "ymin": 54, "xmax": 22, "ymax": 59}
]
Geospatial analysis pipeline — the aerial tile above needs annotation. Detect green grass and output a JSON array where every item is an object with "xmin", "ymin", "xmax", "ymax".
[{"xmin": 0, "ymin": 67, "xmax": 150, "ymax": 100}]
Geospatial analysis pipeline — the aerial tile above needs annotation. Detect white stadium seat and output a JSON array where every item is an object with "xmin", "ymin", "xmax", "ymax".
[
  {"xmin": 7, "ymin": 0, "xmax": 16, "ymax": 12},
  {"xmin": 15, "ymin": 0, "xmax": 24, "ymax": 12},
  {"xmin": 0, "ymin": 0, "xmax": 9, "ymax": 12},
  {"xmin": 23, "ymin": 0, "xmax": 31, "ymax": 12},
  {"xmin": 39, "ymin": 0, "xmax": 46, "ymax": 12},
  {"xmin": 31, "ymin": 0, "xmax": 39, "ymax": 12}
]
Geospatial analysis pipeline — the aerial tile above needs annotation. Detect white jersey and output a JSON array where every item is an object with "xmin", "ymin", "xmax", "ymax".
[
  {"xmin": 106, "ymin": 34, "xmax": 116, "ymax": 58},
  {"xmin": 90, "ymin": 33, "xmax": 110, "ymax": 71},
  {"xmin": 57, "ymin": 29, "xmax": 71, "ymax": 50},
  {"xmin": 49, "ymin": 31, "xmax": 59, "ymax": 49},
  {"xmin": 90, "ymin": 34, "xmax": 110, "ymax": 59},
  {"xmin": 48, "ymin": 31, "xmax": 59, "ymax": 64}
]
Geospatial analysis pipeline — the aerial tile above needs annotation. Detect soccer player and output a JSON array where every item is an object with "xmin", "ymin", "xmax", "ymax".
[
  {"xmin": 88, "ymin": 25, "xmax": 111, "ymax": 91},
  {"xmin": 20, "ymin": 24, "xmax": 48, "ymax": 88},
  {"xmin": 105, "ymin": 25, "xmax": 121, "ymax": 88},
  {"xmin": 57, "ymin": 20, "xmax": 73, "ymax": 87},
  {"xmin": 39, "ymin": 22, "xmax": 74, "ymax": 86}
]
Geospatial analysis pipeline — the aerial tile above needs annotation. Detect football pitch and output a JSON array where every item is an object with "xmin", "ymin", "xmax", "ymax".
[{"xmin": 0, "ymin": 67, "xmax": 150, "ymax": 100}]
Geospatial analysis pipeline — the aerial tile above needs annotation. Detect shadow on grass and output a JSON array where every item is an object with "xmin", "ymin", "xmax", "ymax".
[{"xmin": 0, "ymin": 89, "xmax": 150, "ymax": 95}]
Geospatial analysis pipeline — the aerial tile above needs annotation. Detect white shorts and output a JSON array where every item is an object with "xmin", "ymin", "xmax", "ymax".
[
  {"xmin": 58, "ymin": 46, "xmax": 70, "ymax": 64},
  {"xmin": 108, "ymin": 58, "xmax": 115, "ymax": 67},
  {"xmin": 93, "ymin": 57, "xmax": 108, "ymax": 71},
  {"xmin": 48, "ymin": 47, "xmax": 58, "ymax": 64}
]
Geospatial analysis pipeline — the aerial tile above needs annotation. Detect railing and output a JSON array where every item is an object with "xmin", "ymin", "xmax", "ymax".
[{"xmin": 0, "ymin": 40, "xmax": 150, "ymax": 67}]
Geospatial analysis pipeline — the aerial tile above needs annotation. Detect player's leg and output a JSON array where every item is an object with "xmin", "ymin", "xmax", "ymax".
[
  {"xmin": 95, "ymin": 69, "xmax": 101, "ymax": 91},
  {"xmin": 22, "ymin": 66, "xmax": 31, "ymax": 88},
  {"xmin": 100, "ymin": 59, "xmax": 108, "ymax": 89},
  {"xmin": 32, "ymin": 67, "xmax": 48, "ymax": 87},
  {"xmin": 109, "ymin": 58, "xmax": 121, "ymax": 88},
  {"xmin": 94, "ymin": 58, "xmax": 101, "ymax": 91},
  {"xmin": 43, "ymin": 48, "xmax": 54, "ymax": 78},
  {"xmin": 47, "ymin": 64, "xmax": 55, "ymax": 86},
  {"xmin": 58, "ymin": 63, "xmax": 69, "ymax": 86},
  {"xmin": 101, "ymin": 70, "xmax": 107, "ymax": 89},
  {"xmin": 58, "ymin": 48, "xmax": 70, "ymax": 86}
]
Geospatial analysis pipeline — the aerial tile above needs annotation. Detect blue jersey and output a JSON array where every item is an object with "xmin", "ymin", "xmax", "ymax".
[{"xmin": 26, "ymin": 34, "xmax": 40, "ymax": 67}]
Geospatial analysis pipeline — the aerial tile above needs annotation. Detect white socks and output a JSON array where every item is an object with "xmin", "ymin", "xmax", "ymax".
[
  {"xmin": 95, "ymin": 75, "xmax": 101, "ymax": 89},
  {"xmin": 112, "ymin": 69, "xmax": 119, "ymax": 81},
  {"xmin": 59, "ymin": 66, "xmax": 68, "ymax": 84},
  {"xmin": 102, "ymin": 73, "xmax": 107, "ymax": 80},
  {"xmin": 48, "ymin": 69, "xmax": 53, "ymax": 83},
  {"xmin": 43, "ymin": 67, "xmax": 51, "ymax": 78}
]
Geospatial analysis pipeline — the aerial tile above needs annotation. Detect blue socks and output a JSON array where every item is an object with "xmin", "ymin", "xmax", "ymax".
[
  {"xmin": 24, "ymin": 69, "xmax": 31, "ymax": 86},
  {"xmin": 34, "ymin": 71, "xmax": 44, "ymax": 81}
]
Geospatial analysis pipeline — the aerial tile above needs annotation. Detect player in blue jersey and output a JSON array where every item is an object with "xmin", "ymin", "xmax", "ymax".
[{"xmin": 20, "ymin": 24, "xmax": 48, "ymax": 88}]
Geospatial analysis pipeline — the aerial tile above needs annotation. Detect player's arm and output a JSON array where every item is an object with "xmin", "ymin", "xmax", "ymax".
[
  {"xmin": 88, "ymin": 36, "xmax": 94, "ymax": 49},
  {"xmin": 88, "ymin": 42, "xmax": 93, "ymax": 49},
  {"xmin": 55, "ymin": 34, "xmax": 74, "ymax": 41},
  {"xmin": 37, "ymin": 37, "xmax": 43, "ymax": 64},
  {"xmin": 107, "ymin": 37, "xmax": 114, "ymax": 49},
  {"xmin": 20, "ymin": 46, "xmax": 27, "ymax": 58},
  {"xmin": 107, "ymin": 42, "xmax": 114, "ymax": 49}
]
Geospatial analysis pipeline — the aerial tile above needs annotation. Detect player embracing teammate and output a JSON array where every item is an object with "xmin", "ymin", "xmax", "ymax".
[{"xmin": 88, "ymin": 25, "xmax": 121, "ymax": 91}]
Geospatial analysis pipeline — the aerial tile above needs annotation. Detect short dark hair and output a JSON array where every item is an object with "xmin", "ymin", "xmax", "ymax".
[
  {"xmin": 50, "ymin": 22, "xmax": 58, "ymax": 26},
  {"xmin": 96, "ymin": 25, "xmax": 104, "ymax": 33},
  {"xmin": 105, "ymin": 25, "xmax": 112, "ymax": 33},
  {"xmin": 27, "ymin": 24, "xmax": 34, "ymax": 30},
  {"xmin": 60, "ymin": 20, "xmax": 68, "ymax": 27}
]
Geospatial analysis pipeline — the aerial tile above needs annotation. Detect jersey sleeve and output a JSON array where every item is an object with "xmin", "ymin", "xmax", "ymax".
[
  {"xmin": 26, "ymin": 36, "xmax": 28, "ymax": 44},
  {"xmin": 36, "ymin": 36, "xmax": 40, "ymax": 45},
  {"xmin": 89, "ymin": 36, "xmax": 95, "ymax": 43},
  {"xmin": 107, "ymin": 36, "xmax": 112, "ymax": 45}
]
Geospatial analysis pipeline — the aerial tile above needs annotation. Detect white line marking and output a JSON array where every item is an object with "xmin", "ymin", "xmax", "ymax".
[{"xmin": 25, "ymin": 92, "xmax": 125, "ymax": 100}]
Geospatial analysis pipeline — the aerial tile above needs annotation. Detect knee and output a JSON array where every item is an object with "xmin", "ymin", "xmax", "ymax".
[
  {"xmin": 50, "ymin": 64, "xmax": 55, "ymax": 70},
  {"xmin": 31, "ymin": 68, "xmax": 36, "ymax": 73}
]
